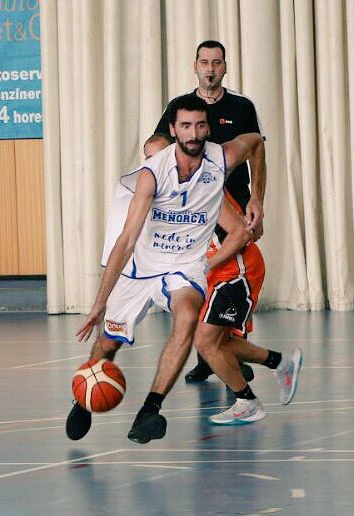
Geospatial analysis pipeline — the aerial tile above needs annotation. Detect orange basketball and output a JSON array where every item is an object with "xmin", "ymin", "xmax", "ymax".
[{"xmin": 72, "ymin": 359, "xmax": 126, "ymax": 412}]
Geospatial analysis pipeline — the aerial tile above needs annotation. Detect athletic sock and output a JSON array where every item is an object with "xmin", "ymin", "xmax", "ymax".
[
  {"xmin": 263, "ymin": 350, "xmax": 282, "ymax": 369},
  {"xmin": 139, "ymin": 392, "xmax": 165, "ymax": 416},
  {"xmin": 234, "ymin": 384, "xmax": 256, "ymax": 400},
  {"xmin": 197, "ymin": 353, "xmax": 213, "ymax": 373}
]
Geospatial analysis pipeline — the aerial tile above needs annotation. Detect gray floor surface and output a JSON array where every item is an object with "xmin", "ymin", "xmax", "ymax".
[{"xmin": 0, "ymin": 310, "xmax": 353, "ymax": 516}]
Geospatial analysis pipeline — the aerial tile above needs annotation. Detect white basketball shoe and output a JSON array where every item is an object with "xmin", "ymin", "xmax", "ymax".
[{"xmin": 209, "ymin": 397, "xmax": 266, "ymax": 425}]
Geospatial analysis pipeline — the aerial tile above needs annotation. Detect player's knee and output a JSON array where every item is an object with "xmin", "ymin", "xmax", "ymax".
[{"xmin": 194, "ymin": 326, "xmax": 225, "ymax": 356}]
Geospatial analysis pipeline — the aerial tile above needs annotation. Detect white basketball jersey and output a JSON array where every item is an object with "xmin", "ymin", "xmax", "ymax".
[{"xmin": 120, "ymin": 142, "xmax": 226, "ymax": 278}]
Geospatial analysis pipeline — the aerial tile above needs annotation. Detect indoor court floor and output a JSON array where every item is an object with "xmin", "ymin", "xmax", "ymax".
[{"xmin": 0, "ymin": 309, "xmax": 353, "ymax": 516}]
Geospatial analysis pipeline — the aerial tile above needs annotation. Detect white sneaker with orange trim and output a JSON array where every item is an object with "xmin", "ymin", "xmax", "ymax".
[
  {"xmin": 275, "ymin": 348, "xmax": 303, "ymax": 405},
  {"xmin": 209, "ymin": 397, "xmax": 266, "ymax": 425}
]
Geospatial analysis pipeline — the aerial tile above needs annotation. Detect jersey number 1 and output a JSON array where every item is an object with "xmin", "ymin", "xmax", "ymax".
[{"xmin": 181, "ymin": 191, "xmax": 187, "ymax": 207}]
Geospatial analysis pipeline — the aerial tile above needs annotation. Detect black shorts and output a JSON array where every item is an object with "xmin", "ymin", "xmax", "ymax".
[{"xmin": 200, "ymin": 277, "xmax": 253, "ymax": 335}]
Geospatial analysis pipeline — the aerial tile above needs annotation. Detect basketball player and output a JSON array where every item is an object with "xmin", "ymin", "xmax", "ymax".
[
  {"xmin": 66, "ymin": 94, "xmax": 263, "ymax": 444},
  {"xmin": 144, "ymin": 134, "xmax": 302, "ymax": 425},
  {"xmin": 155, "ymin": 40, "xmax": 267, "ymax": 383},
  {"xmin": 144, "ymin": 135, "xmax": 255, "ymax": 383}
]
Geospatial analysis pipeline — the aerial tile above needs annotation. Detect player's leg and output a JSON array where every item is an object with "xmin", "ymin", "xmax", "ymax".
[
  {"xmin": 184, "ymin": 351, "xmax": 213, "ymax": 382},
  {"xmin": 185, "ymin": 349, "xmax": 254, "ymax": 383},
  {"xmin": 185, "ymin": 250, "xmax": 259, "ymax": 384},
  {"xmin": 195, "ymin": 329, "xmax": 302, "ymax": 422},
  {"xmin": 128, "ymin": 284, "xmax": 204, "ymax": 444},
  {"xmin": 193, "ymin": 322, "xmax": 265, "ymax": 424},
  {"xmin": 225, "ymin": 334, "xmax": 303, "ymax": 405},
  {"xmin": 66, "ymin": 275, "xmax": 152, "ymax": 441},
  {"xmin": 152, "ymin": 286, "xmax": 204, "ymax": 393},
  {"xmin": 66, "ymin": 335, "xmax": 122, "ymax": 440},
  {"xmin": 186, "ymin": 274, "xmax": 256, "ymax": 384}
]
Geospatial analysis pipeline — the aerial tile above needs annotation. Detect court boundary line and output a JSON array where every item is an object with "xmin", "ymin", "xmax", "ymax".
[
  {"xmin": 8, "ymin": 345, "xmax": 153, "ymax": 369},
  {"xmin": 0, "ymin": 398, "xmax": 353, "ymax": 426}
]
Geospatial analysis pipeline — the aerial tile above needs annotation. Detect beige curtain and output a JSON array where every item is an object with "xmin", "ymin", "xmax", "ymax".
[{"xmin": 40, "ymin": 0, "xmax": 354, "ymax": 314}]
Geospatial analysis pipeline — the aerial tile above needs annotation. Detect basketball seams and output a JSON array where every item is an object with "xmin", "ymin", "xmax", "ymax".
[{"xmin": 72, "ymin": 358, "xmax": 126, "ymax": 413}]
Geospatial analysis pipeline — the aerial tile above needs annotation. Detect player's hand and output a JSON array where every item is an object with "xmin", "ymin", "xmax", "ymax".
[
  {"xmin": 245, "ymin": 197, "xmax": 264, "ymax": 231},
  {"xmin": 251, "ymin": 220, "xmax": 264, "ymax": 242},
  {"xmin": 76, "ymin": 304, "xmax": 106, "ymax": 342}
]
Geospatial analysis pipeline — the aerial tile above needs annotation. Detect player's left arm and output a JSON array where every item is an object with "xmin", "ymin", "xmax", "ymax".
[
  {"xmin": 223, "ymin": 134, "xmax": 265, "ymax": 231},
  {"xmin": 207, "ymin": 198, "xmax": 253, "ymax": 270}
]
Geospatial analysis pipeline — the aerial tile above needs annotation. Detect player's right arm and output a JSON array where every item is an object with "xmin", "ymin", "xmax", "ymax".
[
  {"xmin": 76, "ymin": 170, "xmax": 155, "ymax": 341},
  {"xmin": 207, "ymin": 198, "xmax": 253, "ymax": 270}
]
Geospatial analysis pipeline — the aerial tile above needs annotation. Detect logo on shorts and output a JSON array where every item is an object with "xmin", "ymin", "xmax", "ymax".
[
  {"xmin": 219, "ymin": 307, "xmax": 237, "ymax": 322},
  {"xmin": 106, "ymin": 320, "xmax": 127, "ymax": 334}
]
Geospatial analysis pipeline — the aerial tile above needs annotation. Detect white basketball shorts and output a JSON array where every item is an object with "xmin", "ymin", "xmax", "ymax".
[{"xmin": 104, "ymin": 271, "xmax": 206, "ymax": 344}]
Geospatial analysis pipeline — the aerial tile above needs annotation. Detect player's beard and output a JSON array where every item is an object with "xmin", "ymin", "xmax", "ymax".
[{"xmin": 175, "ymin": 134, "xmax": 206, "ymax": 157}]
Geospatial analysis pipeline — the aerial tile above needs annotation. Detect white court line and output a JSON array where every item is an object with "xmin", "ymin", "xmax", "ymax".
[
  {"xmin": 0, "ymin": 463, "xmax": 50, "ymax": 465},
  {"xmin": 0, "ymin": 448, "xmax": 125, "ymax": 481},
  {"xmin": 0, "ymin": 340, "xmax": 78, "ymax": 345},
  {"xmin": 0, "ymin": 416, "xmax": 65, "ymax": 425},
  {"xmin": 291, "ymin": 489, "xmax": 306, "ymax": 498},
  {"xmin": 0, "ymin": 398, "xmax": 353, "ymax": 426},
  {"xmin": 0, "ymin": 456, "xmax": 352, "ymax": 478},
  {"xmin": 0, "ymin": 448, "xmax": 352, "ymax": 459},
  {"xmin": 302, "ymin": 366, "xmax": 354, "ymax": 369},
  {"xmin": 1, "ymin": 448, "xmax": 352, "ymax": 468},
  {"xmin": 17, "ymin": 364, "xmax": 353, "ymax": 372},
  {"xmin": 31, "ymin": 459, "xmax": 353, "ymax": 464},
  {"xmin": 254, "ymin": 337, "xmax": 351, "ymax": 342},
  {"xmin": 290, "ymin": 429, "xmax": 354, "ymax": 447},
  {"xmin": 10, "ymin": 354, "xmax": 87, "ymax": 369},
  {"xmin": 1, "ymin": 458, "xmax": 352, "ymax": 469},
  {"xmin": 254, "ymin": 406, "xmax": 354, "ymax": 416},
  {"xmin": 11, "ymin": 366, "xmax": 157, "ymax": 371},
  {"xmin": 1, "ymin": 407, "xmax": 354, "ymax": 435},
  {"xmin": 92, "ymin": 398, "xmax": 354, "ymax": 417},
  {"xmin": 132, "ymin": 464, "xmax": 191, "ymax": 470},
  {"xmin": 9, "ymin": 454, "xmax": 354, "ymax": 482},
  {"xmin": 0, "ymin": 462, "xmax": 189, "ymax": 471},
  {"xmin": 6, "ymin": 345, "xmax": 153, "ymax": 369},
  {"xmin": 239, "ymin": 473, "xmax": 279, "ymax": 481},
  {"xmin": 0, "ymin": 425, "xmax": 66, "ymax": 435},
  {"xmin": 0, "ymin": 338, "xmax": 164, "ymax": 344},
  {"xmin": 100, "ymin": 470, "xmax": 183, "ymax": 491}
]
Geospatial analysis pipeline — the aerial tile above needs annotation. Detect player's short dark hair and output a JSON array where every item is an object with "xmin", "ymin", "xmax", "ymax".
[
  {"xmin": 196, "ymin": 40, "xmax": 226, "ymax": 61},
  {"xmin": 168, "ymin": 94, "xmax": 209, "ymax": 126}
]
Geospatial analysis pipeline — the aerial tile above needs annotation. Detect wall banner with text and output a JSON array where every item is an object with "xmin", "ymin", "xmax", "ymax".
[{"xmin": 0, "ymin": 1, "xmax": 42, "ymax": 139}]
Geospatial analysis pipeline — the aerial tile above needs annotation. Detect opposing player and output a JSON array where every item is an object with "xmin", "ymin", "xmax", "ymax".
[
  {"xmin": 66, "ymin": 94, "xmax": 264, "ymax": 443},
  {"xmin": 144, "ymin": 135, "xmax": 255, "ymax": 384},
  {"xmin": 145, "ymin": 135, "xmax": 302, "ymax": 424}
]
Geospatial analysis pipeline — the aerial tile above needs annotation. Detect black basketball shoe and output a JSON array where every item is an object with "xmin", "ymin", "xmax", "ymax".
[
  {"xmin": 128, "ymin": 412, "xmax": 167, "ymax": 444},
  {"xmin": 66, "ymin": 402, "xmax": 92, "ymax": 440},
  {"xmin": 185, "ymin": 354, "xmax": 254, "ymax": 383}
]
